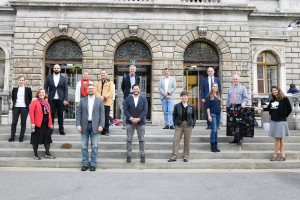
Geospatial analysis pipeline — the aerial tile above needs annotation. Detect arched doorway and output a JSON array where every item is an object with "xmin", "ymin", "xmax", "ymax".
[
  {"xmin": 183, "ymin": 42, "xmax": 219, "ymax": 120},
  {"xmin": 45, "ymin": 39, "xmax": 83, "ymax": 120},
  {"xmin": 114, "ymin": 40, "xmax": 152, "ymax": 121}
]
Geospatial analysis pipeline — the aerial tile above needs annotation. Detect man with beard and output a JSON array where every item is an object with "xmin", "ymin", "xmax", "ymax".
[
  {"xmin": 76, "ymin": 84, "xmax": 104, "ymax": 171},
  {"xmin": 44, "ymin": 64, "xmax": 68, "ymax": 135},
  {"xmin": 95, "ymin": 70, "xmax": 114, "ymax": 136},
  {"xmin": 124, "ymin": 84, "xmax": 148, "ymax": 163}
]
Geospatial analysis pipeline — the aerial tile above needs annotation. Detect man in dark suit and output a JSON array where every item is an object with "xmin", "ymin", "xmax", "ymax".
[
  {"xmin": 121, "ymin": 65, "xmax": 140, "ymax": 129},
  {"xmin": 201, "ymin": 67, "xmax": 222, "ymax": 129},
  {"xmin": 44, "ymin": 64, "xmax": 68, "ymax": 135},
  {"xmin": 124, "ymin": 84, "xmax": 148, "ymax": 163},
  {"xmin": 76, "ymin": 84, "xmax": 105, "ymax": 171}
]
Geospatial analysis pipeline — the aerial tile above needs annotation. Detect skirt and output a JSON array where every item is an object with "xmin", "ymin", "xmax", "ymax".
[
  {"xmin": 30, "ymin": 119, "xmax": 52, "ymax": 145},
  {"xmin": 269, "ymin": 120, "xmax": 290, "ymax": 138}
]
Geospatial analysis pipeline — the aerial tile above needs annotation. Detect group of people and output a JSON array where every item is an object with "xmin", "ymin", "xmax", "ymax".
[{"xmin": 8, "ymin": 64, "xmax": 293, "ymax": 171}]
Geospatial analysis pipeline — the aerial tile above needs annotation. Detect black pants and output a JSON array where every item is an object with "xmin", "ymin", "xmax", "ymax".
[
  {"xmin": 49, "ymin": 99, "xmax": 64, "ymax": 132},
  {"xmin": 103, "ymin": 106, "xmax": 110, "ymax": 132},
  {"xmin": 11, "ymin": 107, "xmax": 28, "ymax": 139}
]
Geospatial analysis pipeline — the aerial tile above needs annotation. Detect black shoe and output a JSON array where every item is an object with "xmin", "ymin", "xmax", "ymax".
[
  {"xmin": 211, "ymin": 142, "xmax": 217, "ymax": 152},
  {"xmin": 127, "ymin": 156, "xmax": 131, "ymax": 162},
  {"xmin": 19, "ymin": 138, "xmax": 23, "ymax": 142},
  {"xmin": 141, "ymin": 155, "xmax": 145, "ymax": 163},
  {"xmin": 8, "ymin": 138, "xmax": 15, "ymax": 142},
  {"xmin": 169, "ymin": 125, "xmax": 175, "ymax": 129},
  {"xmin": 163, "ymin": 126, "xmax": 170, "ymax": 129},
  {"xmin": 81, "ymin": 166, "xmax": 88, "ymax": 171},
  {"xmin": 60, "ymin": 132, "xmax": 65, "ymax": 135},
  {"xmin": 105, "ymin": 132, "xmax": 109, "ymax": 136},
  {"xmin": 214, "ymin": 142, "xmax": 220, "ymax": 152},
  {"xmin": 168, "ymin": 159, "xmax": 176, "ymax": 162},
  {"xmin": 206, "ymin": 125, "xmax": 211, "ymax": 129},
  {"xmin": 100, "ymin": 132, "xmax": 105, "ymax": 135},
  {"xmin": 237, "ymin": 139, "xmax": 243, "ymax": 145},
  {"xmin": 229, "ymin": 137, "xmax": 239, "ymax": 144},
  {"xmin": 90, "ymin": 166, "xmax": 96, "ymax": 171},
  {"xmin": 183, "ymin": 159, "xmax": 188, "ymax": 162}
]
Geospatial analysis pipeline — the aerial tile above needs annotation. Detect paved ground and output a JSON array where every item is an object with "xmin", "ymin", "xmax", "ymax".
[{"xmin": 1, "ymin": 168, "xmax": 300, "ymax": 200}]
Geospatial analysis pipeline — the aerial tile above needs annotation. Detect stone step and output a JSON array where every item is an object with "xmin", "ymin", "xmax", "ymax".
[
  {"xmin": 1, "ymin": 148, "xmax": 300, "ymax": 159},
  {"xmin": 1, "ymin": 134, "xmax": 300, "ymax": 143},
  {"xmin": 1, "ymin": 157, "xmax": 300, "ymax": 169},
  {"xmin": 1, "ymin": 141, "xmax": 300, "ymax": 151}
]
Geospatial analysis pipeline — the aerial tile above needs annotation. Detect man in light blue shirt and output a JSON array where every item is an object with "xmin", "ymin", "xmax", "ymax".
[{"xmin": 129, "ymin": 73, "xmax": 136, "ymax": 93}]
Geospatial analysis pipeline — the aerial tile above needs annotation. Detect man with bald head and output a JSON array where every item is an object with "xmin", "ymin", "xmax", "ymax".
[
  {"xmin": 226, "ymin": 74, "xmax": 249, "ymax": 145},
  {"xmin": 44, "ymin": 64, "xmax": 68, "ymax": 135},
  {"xmin": 201, "ymin": 67, "xmax": 222, "ymax": 129}
]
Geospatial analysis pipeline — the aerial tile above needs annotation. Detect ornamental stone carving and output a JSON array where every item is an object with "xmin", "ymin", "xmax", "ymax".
[
  {"xmin": 198, "ymin": 25, "xmax": 207, "ymax": 38},
  {"xmin": 59, "ymin": 24, "xmax": 69, "ymax": 36},
  {"xmin": 128, "ymin": 25, "xmax": 138, "ymax": 37}
]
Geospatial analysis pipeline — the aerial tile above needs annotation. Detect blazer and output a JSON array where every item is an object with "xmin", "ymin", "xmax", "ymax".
[
  {"xmin": 95, "ymin": 79, "xmax": 114, "ymax": 106},
  {"xmin": 44, "ymin": 74, "xmax": 68, "ymax": 101},
  {"xmin": 158, "ymin": 76, "xmax": 176, "ymax": 100},
  {"xmin": 76, "ymin": 96, "xmax": 105, "ymax": 134},
  {"xmin": 12, "ymin": 85, "xmax": 32, "ymax": 111},
  {"xmin": 173, "ymin": 102, "xmax": 196, "ymax": 127},
  {"xmin": 263, "ymin": 97, "xmax": 292, "ymax": 118},
  {"xmin": 75, "ymin": 80, "xmax": 93, "ymax": 103},
  {"xmin": 29, "ymin": 99, "xmax": 53, "ymax": 128},
  {"xmin": 121, "ymin": 74, "xmax": 140, "ymax": 99},
  {"xmin": 124, "ymin": 95, "xmax": 148, "ymax": 125},
  {"xmin": 200, "ymin": 76, "xmax": 222, "ymax": 101}
]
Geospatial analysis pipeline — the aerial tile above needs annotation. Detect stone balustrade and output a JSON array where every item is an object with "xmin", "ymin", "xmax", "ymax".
[{"xmin": 292, "ymin": 93, "xmax": 300, "ymax": 130}]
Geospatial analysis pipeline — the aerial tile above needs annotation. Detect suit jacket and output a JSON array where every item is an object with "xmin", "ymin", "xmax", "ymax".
[
  {"xmin": 76, "ymin": 96, "xmax": 105, "ymax": 134},
  {"xmin": 121, "ymin": 74, "xmax": 140, "ymax": 99},
  {"xmin": 201, "ymin": 76, "xmax": 222, "ymax": 101},
  {"xmin": 95, "ymin": 79, "xmax": 114, "ymax": 106},
  {"xmin": 44, "ymin": 74, "xmax": 68, "ymax": 101},
  {"xmin": 12, "ymin": 85, "xmax": 32, "ymax": 111},
  {"xmin": 124, "ymin": 95, "xmax": 148, "ymax": 125},
  {"xmin": 158, "ymin": 76, "xmax": 176, "ymax": 100}
]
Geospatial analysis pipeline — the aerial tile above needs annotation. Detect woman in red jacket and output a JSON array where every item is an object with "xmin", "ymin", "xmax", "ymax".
[{"xmin": 29, "ymin": 88, "xmax": 55, "ymax": 160}]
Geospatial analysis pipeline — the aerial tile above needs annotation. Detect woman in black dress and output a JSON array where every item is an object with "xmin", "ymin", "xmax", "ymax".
[{"xmin": 29, "ymin": 88, "xmax": 55, "ymax": 160}]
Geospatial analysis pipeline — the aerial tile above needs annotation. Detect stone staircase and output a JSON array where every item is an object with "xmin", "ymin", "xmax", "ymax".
[{"xmin": 0, "ymin": 125, "xmax": 300, "ymax": 169}]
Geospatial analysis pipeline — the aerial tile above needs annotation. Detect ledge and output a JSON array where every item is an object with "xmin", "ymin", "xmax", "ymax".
[
  {"xmin": 250, "ymin": 12, "xmax": 300, "ymax": 17},
  {"xmin": 9, "ymin": 1, "xmax": 256, "ymax": 12},
  {"xmin": 250, "ymin": 36, "xmax": 290, "ymax": 41},
  {"xmin": 0, "ymin": 30, "xmax": 14, "ymax": 35}
]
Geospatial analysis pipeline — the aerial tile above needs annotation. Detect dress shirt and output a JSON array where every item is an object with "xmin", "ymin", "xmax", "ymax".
[
  {"xmin": 226, "ymin": 84, "xmax": 249, "ymax": 106},
  {"xmin": 88, "ymin": 95, "xmax": 95, "ymax": 121},
  {"xmin": 53, "ymin": 73, "xmax": 60, "ymax": 99},
  {"xmin": 129, "ymin": 74, "xmax": 136, "ymax": 93},
  {"xmin": 15, "ymin": 87, "xmax": 26, "ymax": 107},
  {"xmin": 133, "ymin": 95, "xmax": 139, "ymax": 107},
  {"xmin": 208, "ymin": 76, "xmax": 214, "ymax": 92},
  {"xmin": 165, "ymin": 77, "xmax": 169, "ymax": 93}
]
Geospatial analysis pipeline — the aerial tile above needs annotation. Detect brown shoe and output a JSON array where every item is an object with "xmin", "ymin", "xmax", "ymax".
[
  {"xmin": 278, "ymin": 157, "xmax": 286, "ymax": 161},
  {"xmin": 270, "ymin": 156, "xmax": 277, "ymax": 161}
]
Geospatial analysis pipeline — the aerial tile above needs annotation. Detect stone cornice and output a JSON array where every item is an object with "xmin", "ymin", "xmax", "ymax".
[
  {"xmin": 9, "ymin": 1, "xmax": 255, "ymax": 12},
  {"xmin": 250, "ymin": 12, "xmax": 300, "ymax": 18},
  {"xmin": 250, "ymin": 36, "xmax": 290, "ymax": 41},
  {"xmin": 0, "ymin": 6, "xmax": 16, "ymax": 12}
]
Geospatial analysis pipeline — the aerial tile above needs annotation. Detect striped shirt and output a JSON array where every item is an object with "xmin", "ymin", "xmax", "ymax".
[{"xmin": 226, "ymin": 84, "xmax": 249, "ymax": 106}]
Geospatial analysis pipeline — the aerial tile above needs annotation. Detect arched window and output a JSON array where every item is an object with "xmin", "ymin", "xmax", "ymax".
[
  {"xmin": 0, "ymin": 48, "xmax": 5, "ymax": 92},
  {"xmin": 257, "ymin": 52, "xmax": 278, "ymax": 94}
]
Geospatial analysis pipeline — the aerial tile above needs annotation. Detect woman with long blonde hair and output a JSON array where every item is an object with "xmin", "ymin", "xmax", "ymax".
[{"xmin": 206, "ymin": 83, "xmax": 225, "ymax": 152}]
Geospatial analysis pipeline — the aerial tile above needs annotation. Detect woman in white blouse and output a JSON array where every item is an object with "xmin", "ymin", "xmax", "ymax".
[
  {"xmin": 75, "ymin": 71, "xmax": 93, "ymax": 105},
  {"xmin": 9, "ymin": 76, "xmax": 32, "ymax": 142}
]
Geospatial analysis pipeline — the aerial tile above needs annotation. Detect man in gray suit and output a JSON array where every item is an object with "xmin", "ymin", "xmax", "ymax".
[
  {"xmin": 76, "ymin": 84, "xmax": 105, "ymax": 171},
  {"xmin": 159, "ymin": 68, "xmax": 176, "ymax": 129}
]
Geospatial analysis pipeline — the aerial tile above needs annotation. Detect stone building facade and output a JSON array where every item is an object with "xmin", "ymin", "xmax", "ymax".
[{"xmin": 0, "ymin": 0, "xmax": 300, "ymax": 125}]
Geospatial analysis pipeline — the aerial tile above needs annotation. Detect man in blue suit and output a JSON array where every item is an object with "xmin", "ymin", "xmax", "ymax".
[
  {"xmin": 124, "ymin": 84, "xmax": 148, "ymax": 163},
  {"xmin": 44, "ymin": 64, "xmax": 68, "ymax": 135},
  {"xmin": 201, "ymin": 67, "xmax": 222, "ymax": 129}
]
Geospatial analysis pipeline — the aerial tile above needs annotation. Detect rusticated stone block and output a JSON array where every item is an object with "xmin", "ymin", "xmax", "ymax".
[
  {"xmin": 174, "ymin": 46, "xmax": 184, "ymax": 53},
  {"xmin": 218, "ymin": 41, "xmax": 228, "ymax": 49},
  {"xmin": 149, "ymin": 39, "xmax": 160, "ymax": 48},
  {"xmin": 146, "ymin": 35, "xmax": 155, "ymax": 44},
  {"xmin": 152, "ymin": 45, "xmax": 162, "ymax": 53},
  {"xmin": 191, "ymin": 30, "xmax": 199, "ymax": 40},
  {"xmin": 76, "ymin": 34, "xmax": 86, "ymax": 43},
  {"xmin": 210, "ymin": 32, "xmax": 219, "ymax": 42},
  {"xmin": 46, "ymin": 29, "xmax": 55, "ymax": 39},
  {"xmin": 104, "ymin": 45, "xmax": 114, "ymax": 52},
  {"xmin": 34, "ymin": 43, "xmax": 44, "ymax": 51},
  {"xmin": 153, "ymin": 52, "xmax": 163, "ymax": 58},
  {"xmin": 174, "ymin": 70, "xmax": 183, "ymax": 76},
  {"xmin": 177, "ymin": 40, "xmax": 187, "ymax": 49},
  {"xmin": 111, "ymin": 34, "xmax": 121, "ymax": 44},
  {"xmin": 82, "ymin": 44, "xmax": 92, "ymax": 52},
  {"xmin": 33, "ymin": 68, "xmax": 42, "ymax": 73},
  {"xmin": 27, "ymin": 74, "xmax": 42, "ymax": 80},
  {"xmin": 215, "ymin": 36, "xmax": 224, "ymax": 45},
  {"xmin": 83, "ymin": 51, "xmax": 93, "ymax": 57},
  {"xmin": 41, "ymin": 33, "xmax": 51, "ymax": 42},
  {"xmin": 33, "ymin": 50, "xmax": 43, "ymax": 56},
  {"xmin": 222, "ymin": 53, "xmax": 231, "ymax": 59},
  {"xmin": 117, "ymin": 31, "xmax": 125, "ymax": 41},
  {"xmin": 185, "ymin": 32, "xmax": 194, "ymax": 42},
  {"xmin": 174, "ymin": 52, "xmax": 183, "ymax": 58},
  {"xmin": 32, "ymin": 80, "xmax": 42, "ymax": 86},
  {"xmin": 107, "ymin": 39, "xmax": 117, "ymax": 48},
  {"xmin": 122, "ymin": 29, "xmax": 130, "ymax": 38},
  {"xmin": 137, "ymin": 29, "xmax": 145, "ymax": 39},
  {"xmin": 52, "ymin": 28, "xmax": 60, "ymax": 38},
  {"xmin": 28, "ymin": 62, "xmax": 42, "ymax": 68},
  {"xmin": 72, "ymin": 30, "xmax": 81, "ymax": 40},
  {"xmin": 80, "ymin": 38, "xmax": 89, "ymax": 47},
  {"xmin": 142, "ymin": 31, "xmax": 151, "ymax": 41},
  {"xmin": 103, "ymin": 51, "xmax": 113, "ymax": 57},
  {"xmin": 37, "ymin": 38, "xmax": 47, "ymax": 46},
  {"xmin": 67, "ymin": 28, "xmax": 75, "ymax": 38},
  {"xmin": 181, "ymin": 35, "xmax": 190, "ymax": 45},
  {"xmin": 206, "ymin": 31, "xmax": 212, "ymax": 40}
]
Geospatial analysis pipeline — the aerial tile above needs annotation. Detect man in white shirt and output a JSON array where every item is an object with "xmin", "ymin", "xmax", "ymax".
[{"xmin": 76, "ymin": 84, "xmax": 105, "ymax": 171}]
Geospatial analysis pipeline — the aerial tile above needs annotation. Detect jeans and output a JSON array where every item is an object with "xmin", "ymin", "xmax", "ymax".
[
  {"xmin": 81, "ymin": 123, "xmax": 99, "ymax": 167},
  {"xmin": 49, "ymin": 99, "xmax": 64, "ymax": 132},
  {"xmin": 161, "ymin": 97, "xmax": 174, "ymax": 126},
  {"xmin": 205, "ymin": 102, "xmax": 211, "ymax": 126},
  {"xmin": 11, "ymin": 107, "xmax": 28, "ymax": 139},
  {"xmin": 210, "ymin": 113, "xmax": 221, "ymax": 143}
]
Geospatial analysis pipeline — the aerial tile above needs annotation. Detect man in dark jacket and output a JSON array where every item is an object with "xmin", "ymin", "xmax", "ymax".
[
  {"xmin": 121, "ymin": 65, "xmax": 140, "ymax": 129},
  {"xmin": 287, "ymin": 84, "xmax": 299, "ymax": 94},
  {"xmin": 124, "ymin": 84, "xmax": 148, "ymax": 163},
  {"xmin": 44, "ymin": 64, "xmax": 68, "ymax": 135}
]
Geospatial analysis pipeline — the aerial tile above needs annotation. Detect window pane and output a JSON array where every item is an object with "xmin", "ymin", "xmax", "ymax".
[
  {"xmin": 257, "ymin": 53, "xmax": 265, "ymax": 62},
  {"xmin": 258, "ymin": 80, "xmax": 264, "ymax": 93},
  {"xmin": 267, "ymin": 53, "xmax": 276, "ymax": 63},
  {"xmin": 0, "ymin": 48, "xmax": 4, "ymax": 58},
  {"xmin": 267, "ymin": 80, "xmax": 277, "ymax": 93},
  {"xmin": 257, "ymin": 65, "xmax": 264, "ymax": 79},
  {"xmin": 267, "ymin": 66, "xmax": 277, "ymax": 79},
  {"xmin": 0, "ymin": 60, "xmax": 5, "ymax": 91}
]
